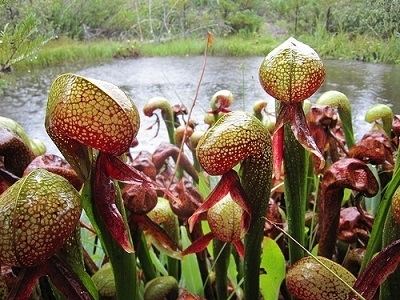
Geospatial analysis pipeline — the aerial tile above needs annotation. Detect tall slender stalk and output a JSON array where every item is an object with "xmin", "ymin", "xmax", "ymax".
[
  {"xmin": 60, "ymin": 227, "xmax": 99, "ymax": 299},
  {"xmin": 81, "ymin": 175, "xmax": 137, "ymax": 300},
  {"xmin": 213, "ymin": 240, "xmax": 231, "ymax": 300},
  {"xmin": 132, "ymin": 229, "xmax": 157, "ymax": 282},
  {"xmin": 166, "ymin": 215, "xmax": 180, "ymax": 280},
  {"xmin": 191, "ymin": 223, "xmax": 215, "ymax": 300},
  {"xmin": 236, "ymin": 117, "xmax": 273, "ymax": 300},
  {"xmin": 241, "ymin": 153, "xmax": 272, "ymax": 299},
  {"xmin": 362, "ymin": 148, "xmax": 400, "ymax": 271},
  {"xmin": 283, "ymin": 125, "xmax": 308, "ymax": 264},
  {"xmin": 381, "ymin": 189, "xmax": 400, "ymax": 299}
]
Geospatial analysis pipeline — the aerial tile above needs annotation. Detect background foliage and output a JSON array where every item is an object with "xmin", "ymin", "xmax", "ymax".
[
  {"xmin": 0, "ymin": 0, "xmax": 399, "ymax": 72},
  {"xmin": 1, "ymin": 0, "xmax": 399, "ymax": 41}
]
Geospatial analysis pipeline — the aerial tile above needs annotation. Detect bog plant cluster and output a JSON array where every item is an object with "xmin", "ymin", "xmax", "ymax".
[{"xmin": 1, "ymin": 37, "xmax": 400, "ymax": 300}]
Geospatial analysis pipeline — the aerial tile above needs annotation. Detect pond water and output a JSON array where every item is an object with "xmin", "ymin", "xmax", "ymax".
[{"xmin": 1, "ymin": 57, "xmax": 399, "ymax": 155}]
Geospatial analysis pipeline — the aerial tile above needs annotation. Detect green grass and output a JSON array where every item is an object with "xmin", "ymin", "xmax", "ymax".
[
  {"xmin": 11, "ymin": 35, "xmax": 280, "ymax": 72},
  {"xmin": 139, "ymin": 35, "xmax": 279, "ymax": 57},
  {"xmin": 141, "ymin": 32, "xmax": 400, "ymax": 63},
  {"xmin": 9, "ymin": 32, "xmax": 400, "ymax": 73},
  {"xmin": 299, "ymin": 29, "xmax": 400, "ymax": 64},
  {"xmin": 12, "ymin": 35, "xmax": 280, "ymax": 71},
  {"xmin": 13, "ymin": 37, "xmax": 140, "ymax": 71}
]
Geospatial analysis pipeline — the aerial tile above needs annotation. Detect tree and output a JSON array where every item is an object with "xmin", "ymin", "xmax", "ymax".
[{"xmin": 0, "ymin": 12, "xmax": 49, "ymax": 72}]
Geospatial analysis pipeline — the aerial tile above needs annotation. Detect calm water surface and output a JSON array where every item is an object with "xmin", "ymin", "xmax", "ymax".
[{"xmin": 1, "ymin": 57, "xmax": 400, "ymax": 154}]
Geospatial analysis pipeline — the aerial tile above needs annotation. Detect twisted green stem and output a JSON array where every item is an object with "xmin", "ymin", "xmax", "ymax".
[
  {"xmin": 81, "ymin": 176, "xmax": 137, "ymax": 300},
  {"xmin": 131, "ymin": 229, "xmax": 157, "ymax": 282},
  {"xmin": 60, "ymin": 227, "xmax": 99, "ymax": 299},
  {"xmin": 372, "ymin": 152, "xmax": 400, "ymax": 300},
  {"xmin": 241, "ymin": 149, "xmax": 272, "ymax": 299},
  {"xmin": 190, "ymin": 223, "xmax": 215, "ymax": 300},
  {"xmin": 284, "ymin": 125, "xmax": 309, "ymax": 264},
  {"xmin": 362, "ymin": 147, "xmax": 400, "ymax": 272},
  {"xmin": 213, "ymin": 240, "xmax": 231, "ymax": 300},
  {"xmin": 381, "ymin": 195, "xmax": 400, "ymax": 299}
]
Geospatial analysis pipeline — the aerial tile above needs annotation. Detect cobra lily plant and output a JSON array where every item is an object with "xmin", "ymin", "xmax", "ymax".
[
  {"xmin": 188, "ymin": 111, "xmax": 272, "ymax": 300},
  {"xmin": 259, "ymin": 37, "xmax": 326, "ymax": 177},
  {"xmin": 45, "ymin": 73, "xmax": 179, "ymax": 299},
  {"xmin": 258, "ymin": 38, "xmax": 327, "ymax": 266},
  {"xmin": 0, "ymin": 169, "xmax": 89, "ymax": 299}
]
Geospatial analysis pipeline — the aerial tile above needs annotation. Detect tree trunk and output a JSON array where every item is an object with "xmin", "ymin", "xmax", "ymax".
[
  {"xmin": 325, "ymin": 6, "xmax": 332, "ymax": 32},
  {"xmin": 134, "ymin": 0, "xmax": 144, "ymax": 41},
  {"xmin": 148, "ymin": 0, "xmax": 155, "ymax": 40}
]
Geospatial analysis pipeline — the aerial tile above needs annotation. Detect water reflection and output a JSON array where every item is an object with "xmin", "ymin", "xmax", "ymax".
[{"xmin": 1, "ymin": 57, "xmax": 399, "ymax": 155}]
